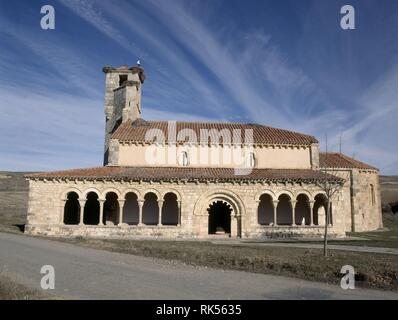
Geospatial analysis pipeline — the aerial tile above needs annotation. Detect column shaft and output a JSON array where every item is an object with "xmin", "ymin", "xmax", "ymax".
[
  {"xmin": 158, "ymin": 200, "xmax": 163, "ymax": 226},
  {"xmin": 79, "ymin": 200, "xmax": 85, "ymax": 226},
  {"xmin": 138, "ymin": 200, "xmax": 144, "ymax": 226},
  {"xmin": 118, "ymin": 200, "xmax": 125, "ymax": 226}
]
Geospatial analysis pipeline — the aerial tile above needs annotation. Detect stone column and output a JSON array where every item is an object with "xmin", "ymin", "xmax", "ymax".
[
  {"xmin": 138, "ymin": 199, "xmax": 144, "ymax": 226},
  {"xmin": 177, "ymin": 200, "xmax": 182, "ymax": 226},
  {"xmin": 118, "ymin": 199, "xmax": 125, "ymax": 226},
  {"xmin": 98, "ymin": 199, "xmax": 105, "ymax": 226},
  {"xmin": 78, "ymin": 200, "xmax": 86, "ymax": 226},
  {"xmin": 309, "ymin": 200, "xmax": 314, "ymax": 226},
  {"xmin": 273, "ymin": 200, "xmax": 279, "ymax": 226},
  {"xmin": 291, "ymin": 200, "xmax": 297, "ymax": 226},
  {"xmin": 230, "ymin": 213, "xmax": 238, "ymax": 238},
  {"xmin": 157, "ymin": 200, "xmax": 164, "ymax": 226},
  {"xmin": 60, "ymin": 198, "xmax": 67, "ymax": 225}
]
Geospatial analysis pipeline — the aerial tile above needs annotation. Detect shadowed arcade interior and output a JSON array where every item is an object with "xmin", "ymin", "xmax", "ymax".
[
  {"xmin": 208, "ymin": 201, "xmax": 232, "ymax": 235},
  {"xmin": 63, "ymin": 192, "xmax": 80, "ymax": 225}
]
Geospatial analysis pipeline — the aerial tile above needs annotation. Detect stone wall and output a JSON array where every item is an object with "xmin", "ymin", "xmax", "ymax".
[{"xmin": 25, "ymin": 178, "xmax": 352, "ymax": 239}]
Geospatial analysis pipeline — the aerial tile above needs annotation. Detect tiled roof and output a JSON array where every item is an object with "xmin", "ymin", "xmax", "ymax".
[
  {"xmin": 111, "ymin": 120, "xmax": 318, "ymax": 146},
  {"xmin": 26, "ymin": 166, "xmax": 341, "ymax": 183},
  {"xmin": 320, "ymin": 153, "xmax": 378, "ymax": 171}
]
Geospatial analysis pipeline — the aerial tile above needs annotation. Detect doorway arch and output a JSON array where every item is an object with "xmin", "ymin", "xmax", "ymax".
[{"xmin": 208, "ymin": 201, "xmax": 232, "ymax": 234}]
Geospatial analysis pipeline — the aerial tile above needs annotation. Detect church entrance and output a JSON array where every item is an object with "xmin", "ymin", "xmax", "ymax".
[{"xmin": 208, "ymin": 201, "xmax": 232, "ymax": 235}]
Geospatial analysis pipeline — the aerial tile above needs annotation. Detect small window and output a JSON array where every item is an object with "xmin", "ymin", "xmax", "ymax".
[
  {"xmin": 246, "ymin": 152, "xmax": 256, "ymax": 168},
  {"xmin": 119, "ymin": 75, "xmax": 128, "ymax": 86},
  {"xmin": 179, "ymin": 151, "xmax": 189, "ymax": 167},
  {"xmin": 370, "ymin": 184, "xmax": 375, "ymax": 206}
]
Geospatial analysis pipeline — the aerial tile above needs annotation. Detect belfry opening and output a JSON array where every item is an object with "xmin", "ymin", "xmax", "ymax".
[{"xmin": 208, "ymin": 201, "xmax": 232, "ymax": 235}]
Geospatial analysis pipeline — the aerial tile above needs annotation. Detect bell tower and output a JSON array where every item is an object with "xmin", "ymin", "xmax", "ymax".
[{"xmin": 102, "ymin": 65, "xmax": 145, "ymax": 165}]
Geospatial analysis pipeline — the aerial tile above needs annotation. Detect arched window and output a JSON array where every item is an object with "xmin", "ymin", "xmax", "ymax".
[
  {"xmin": 179, "ymin": 151, "xmax": 189, "ymax": 167},
  {"xmin": 246, "ymin": 152, "xmax": 256, "ymax": 168}
]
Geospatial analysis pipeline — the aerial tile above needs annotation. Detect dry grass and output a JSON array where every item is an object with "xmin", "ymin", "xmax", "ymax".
[
  {"xmin": 58, "ymin": 236, "xmax": 398, "ymax": 291},
  {"xmin": 0, "ymin": 273, "xmax": 52, "ymax": 300}
]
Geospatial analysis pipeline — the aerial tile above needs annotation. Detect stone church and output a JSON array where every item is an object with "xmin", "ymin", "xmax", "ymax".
[{"xmin": 25, "ymin": 65, "xmax": 382, "ymax": 239}]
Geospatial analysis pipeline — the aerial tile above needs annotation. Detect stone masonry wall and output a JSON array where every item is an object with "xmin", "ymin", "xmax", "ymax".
[{"xmin": 25, "ymin": 178, "xmax": 353, "ymax": 239}]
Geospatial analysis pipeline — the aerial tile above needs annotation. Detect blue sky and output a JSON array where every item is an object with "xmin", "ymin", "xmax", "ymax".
[{"xmin": 0, "ymin": 0, "xmax": 397, "ymax": 174}]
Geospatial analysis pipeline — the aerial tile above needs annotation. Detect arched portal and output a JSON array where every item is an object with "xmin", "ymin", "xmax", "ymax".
[
  {"xmin": 295, "ymin": 194, "xmax": 311, "ymax": 226},
  {"xmin": 162, "ymin": 193, "xmax": 179, "ymax": 225},
  {"xmin": 103, "ymin": 192, "xmax": 119, "ymax": 225},
  {"xmin": 276, "ymin": 194, "xmax": 292, "ymax": 225},
  {"xmin": 123, "ymin": 192, "xmax": 139, "ymax": 225},
  {"xmin": 83, "ymin": 192, "xmax": 100, "ymax": 225},
  {"xmin": 208, "ymin": 201, "xmax": 232, "ymax": 235},
  {"xmin": 258, "ymin": 194, "xmax": 274, "ymax": 225},
  {"xmin": 64, "ymin": 192, "xmax": 80, "ymax": 225},
  {"xmin": 142, "ymin": 192, "xmax": 159, "ymax": 225}
]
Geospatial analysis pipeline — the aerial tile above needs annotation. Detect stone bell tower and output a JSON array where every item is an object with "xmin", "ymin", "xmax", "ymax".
[{"xmin": 102, "ymin": 65, "xmax": 145, "ymax": 165}]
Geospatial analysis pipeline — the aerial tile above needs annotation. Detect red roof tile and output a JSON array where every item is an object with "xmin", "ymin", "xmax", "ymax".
[
  {"xmin": 320, "ymin": 153, "xmax": 378, "ymax": 171},
  {"xmin": 111, "ymin": 120, "xmax": 318, "ymax": 146},
  {"xmin": 26, "ymin": 166, "xmax": 341, "ymax": 183}
]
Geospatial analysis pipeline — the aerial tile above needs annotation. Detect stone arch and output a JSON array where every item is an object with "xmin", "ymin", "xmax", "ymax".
[
  {"xmin": 83, "ymin": 191, "xmax": 100, "ymax": 225},
  {"xmin": 161, "ymin": 189, "xmax": 182, "ymax": 201},
  {"xmin": 295, "ymin": 194, "xmax": 311, "ymax": 226},
  {"xmin": 162, "ymin": 192, "xmax": 179, "ymax": 225},
  {"xmin": 258, "ymin": 193, "xmax": 274, "ymax": 225},
  {"xmin": 103, "ymin": 191, "xmax": 119, "ymax": 225},
  {"xmin": 276, "ymin": 193, "xmax": 292, "ymax": 225},
  {"xmin": 63, "ymin": 191, "xmax": 80, "ymax": 225},
  {"xmin": 102, "ymin": 188, "xmax": 122, "ymax": 199},
  {"xmin": 254, "ymin": 189, "xmax": 276, "ymax": 201},
  {"xmin": 143, "ymin": 189, "xmax": 161, "ymax": 200},
  {"xmin": 293, "ymin": 189, "xmax": 312, "ymax": 200},
  {"xmin": 193, "ymin": 189, "xmax": 245, "ymax": 218},
  {"xmin": 193, "ymin": 189, "xmax": 245, "ymax": 238},
  {"xmin": 123, "ymin": 192, "xmax": 139, "ymax": 225},
  {"xmin": 83, "ymin": 188, "xmax": 103, "ymax": 200},
  {"xmin": 61, "ymin": 187, "xmax": 82, "ymax": 201},
  {"xmin": 142, "ymin": 192, "xmax": 159, "ymax": 225},
  {"xmin": 276, "ymin": 190, "xmax": 294, "ymax": 200},
  {"xmin": 121, "ymin": 188, "xmax": 142, "ymax": 200}
]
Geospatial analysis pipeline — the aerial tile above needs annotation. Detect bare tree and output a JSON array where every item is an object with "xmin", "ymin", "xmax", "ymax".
[{"xmin": 316, "ymin": 135, "xmax": 346, "ymax": 257}]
